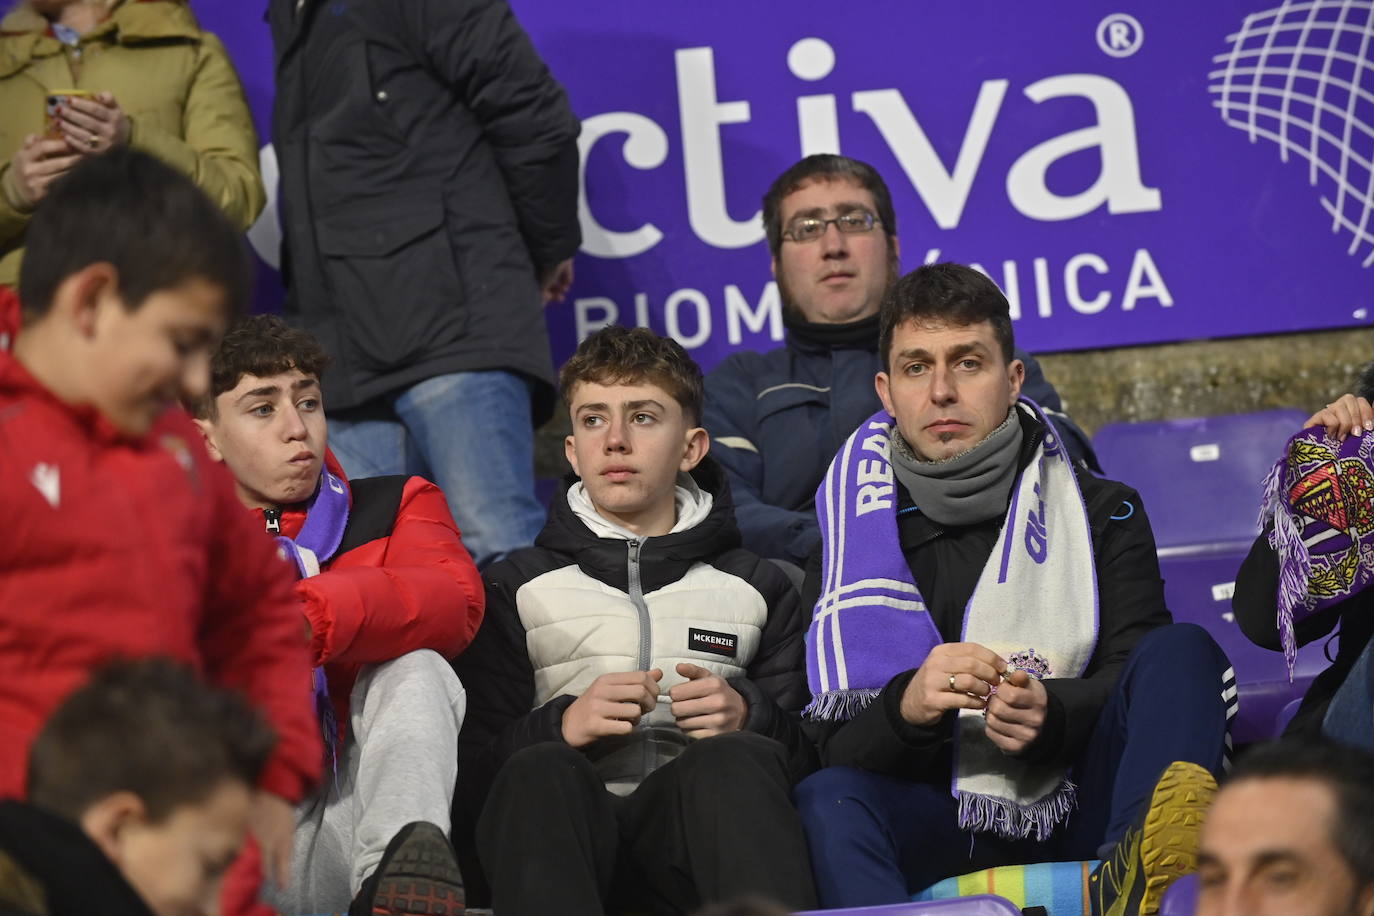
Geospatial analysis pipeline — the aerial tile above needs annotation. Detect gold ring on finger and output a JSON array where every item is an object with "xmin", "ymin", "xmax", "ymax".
[
  {"xmin": 948, "ymin": 674, "xmax": 957, "ymax": 691},
  {"xmin": 87, "ymin": 134, "xmax": 97, "ymax": 150}
]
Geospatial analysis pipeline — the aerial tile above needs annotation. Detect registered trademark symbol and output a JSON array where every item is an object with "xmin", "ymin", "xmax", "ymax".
[{"xmin": 1097, "ymin": 13, "xmax": 1144, "ymax": 58}]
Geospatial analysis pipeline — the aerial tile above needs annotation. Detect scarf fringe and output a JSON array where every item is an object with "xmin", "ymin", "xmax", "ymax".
[
  {"xmin": 1260, "ymin": 455, "xmax": 1310, "ymax": 680},
  {"xmin": 956, "ymin": 778, "xmax": 1078, "ymax": 842},
  {"xmin": 803, "ymin": 688, "xmax": 881, "ymax": 722}
]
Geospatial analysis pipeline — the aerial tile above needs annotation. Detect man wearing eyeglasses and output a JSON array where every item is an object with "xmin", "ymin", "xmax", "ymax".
[{"xmin": 704, "ymin": 154, "xmax": 1095, "ymax": 569}]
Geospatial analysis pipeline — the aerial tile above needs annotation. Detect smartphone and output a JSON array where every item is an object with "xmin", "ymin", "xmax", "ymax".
[{"xmin": 44, "ymin": 90, "xmax": 95, "ymax": 139}]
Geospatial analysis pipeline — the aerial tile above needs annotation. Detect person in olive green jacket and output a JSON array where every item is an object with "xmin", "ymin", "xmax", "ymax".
[{"xmin": 0, "ymin": 0, "xmax": 264, "ymax": 287}]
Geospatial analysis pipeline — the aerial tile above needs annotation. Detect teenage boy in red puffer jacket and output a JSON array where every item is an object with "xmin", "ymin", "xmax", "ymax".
[{"xmin": 192, "ymin": 314, "xmax": 483, "ymax": 916}]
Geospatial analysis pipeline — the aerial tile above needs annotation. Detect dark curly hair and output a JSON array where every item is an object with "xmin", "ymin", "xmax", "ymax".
[
  {"xmin": 559, "ymin": 326, "xmax": 704, "ymax": 426},
  {"xmin": 190, "ymin": 314, "xmax": 331, "ymax": 419}
]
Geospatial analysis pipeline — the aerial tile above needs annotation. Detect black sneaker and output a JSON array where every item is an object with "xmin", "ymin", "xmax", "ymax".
[
  {"xmin": 1089, "ymin": 761, "xmax": 1217, "ymax": 916},
  {"xmin": 349, "ymin": 821, "xmax": 466, "ymax": 916}
]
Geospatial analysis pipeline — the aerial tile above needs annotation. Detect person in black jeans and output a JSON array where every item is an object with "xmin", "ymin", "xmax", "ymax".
[{"xmin": 456, "ymin": 328, "xmax": 817, "ymax": 915}]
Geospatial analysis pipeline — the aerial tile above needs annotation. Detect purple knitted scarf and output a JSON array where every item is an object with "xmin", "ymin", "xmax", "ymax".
[
  {"xmin": 274, "ymin": 468, "xmax": 350, "ymax": 779},
  {"xmin": 1260, "ymin": 427, "xmax": 1374, "ymax": 676}
]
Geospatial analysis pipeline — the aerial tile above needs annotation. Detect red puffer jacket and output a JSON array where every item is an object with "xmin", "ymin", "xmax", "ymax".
[
  {"xmin": 259, "ymin": 460, "xmax": 485, "ymax": 730},
  {"xmin": 0, "ymin": 349, "xmax": 322, "ymax": 803}
]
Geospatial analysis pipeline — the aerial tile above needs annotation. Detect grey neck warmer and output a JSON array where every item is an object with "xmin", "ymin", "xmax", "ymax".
[{"xmin": 890, "ymin": 408, "xmax": 1024, "ymax": 526}]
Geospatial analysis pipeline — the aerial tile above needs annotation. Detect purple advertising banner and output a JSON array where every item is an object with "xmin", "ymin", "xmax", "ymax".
[{"xmin": 195, "ymin": 1, "xmax": 1374, "ymax": 373}]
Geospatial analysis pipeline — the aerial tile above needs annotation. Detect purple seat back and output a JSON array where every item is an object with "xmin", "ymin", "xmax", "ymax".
[
  {"xmin": 1274, "ymin": 696, "xmax": 1305, "ymax": 734},
  {"xmin": 1159, "ymin": 873, "xmax": 1200, "ymax": 916},
  {"xmin": 794, "ymin": 896, "xmax": 1021, "ymax": 915},
  {"xmin": 1158, "ymin": 550, "xmax": 1330, "ymax": 743},
  {"xmin": 1092, "ymin": 410, "xmax": 1308, "ymax": 550},
  {"xmin": 1095, "ymin": 410, "xmax": 1328, "ymax": 742}
]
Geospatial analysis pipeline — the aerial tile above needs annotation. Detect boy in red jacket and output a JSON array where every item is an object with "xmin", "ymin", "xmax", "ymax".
[
  {"xmin": 0, "ymin": 151, "xmax": 321, "ymax": 891},
  {"xmin": 192, "ymin": 314, "xmax": 483, "ymax": 916}
]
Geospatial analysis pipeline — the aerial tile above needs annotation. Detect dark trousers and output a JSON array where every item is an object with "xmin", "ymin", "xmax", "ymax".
[
  {"xmin": 476, "ymin": 731, "xmax": 819, "ymax": 916},
  {"xmin": 794, "ymin": 623, "xmax": 1232, "ymax": 907}
]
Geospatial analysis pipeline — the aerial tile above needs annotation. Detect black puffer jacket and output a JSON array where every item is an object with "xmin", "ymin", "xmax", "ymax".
[
  {"xmin": 269, "ymin": 0, "xmax": 580, "ymax": 419},
  {"xmin": 457, "ymin": 458, "xmax": 815, "ymax": 795},
  {"xmin": 453, "ymin": 459, "xmax": 815, "ymax": 904}
]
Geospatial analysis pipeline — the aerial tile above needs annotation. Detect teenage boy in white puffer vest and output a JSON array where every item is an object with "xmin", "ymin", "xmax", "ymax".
[{"xmin": 455, "ymin": 325, "xmax": 818, "ymax": 916}]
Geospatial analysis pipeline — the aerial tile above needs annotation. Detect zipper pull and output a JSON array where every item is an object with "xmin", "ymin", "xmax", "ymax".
[{"xmin": 264, "ymin": 508, "xmax": 282, "ymax": 535}]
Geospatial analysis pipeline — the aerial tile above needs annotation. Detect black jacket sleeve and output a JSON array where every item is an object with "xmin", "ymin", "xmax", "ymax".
[
  {"xmin": 455, "ymin": 561, "xmax": 574, "ymax": 805},
  {"xmin": 1024, "ymin": 484, "xmax": 1172, "ymax": 767},
  {"xmin": 726, "ymin": 555, "xmax": 819, "ymax": 780},
  {"xmin": 807, "ymin": 670, "xmax": 954, "ymax": 776},
  {"xmin": 1232, "ymin": 528, "xmax": 1344, "ymax": 651},
  {"xmin": 409, "ymin": 0, "xmax": 581, "ymax": 271}
]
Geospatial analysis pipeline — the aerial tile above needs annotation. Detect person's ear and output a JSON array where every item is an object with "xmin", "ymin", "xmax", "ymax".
[
  {"xmin": 192, "ymin": 415, "xmax": 225, "ymax": 463},
  {"xmin": 875, "ymin": 371, "xmax": 896, "ymax": 417},
  {"xmin": 679, "ymin": 426, "xmax": 709, "ymax": 472},
  {"xmin": 53, "ymin": 263, "xmax": 119, "ymax": 339},
  {"xmin": 564, "ymin": 432, "xmax": 581, "ymax": 478},
  {"xmin": 79, "ymin": 790, "xmax": 148, "ymax": 866},
  {"xmin": 1007, "ymin": 357, "xmax": 1025, "ymax": 405}
]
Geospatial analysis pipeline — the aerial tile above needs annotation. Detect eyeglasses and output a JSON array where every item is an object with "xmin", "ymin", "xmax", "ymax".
[{"xmin": 781, "ymin": 211, "xmax": 881, "ymax": 243}]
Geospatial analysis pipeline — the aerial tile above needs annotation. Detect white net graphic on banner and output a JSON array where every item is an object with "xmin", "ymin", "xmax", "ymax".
[{"xmin": 1209, "ymin": 1, "xmax": 1374, "ymax": 266}]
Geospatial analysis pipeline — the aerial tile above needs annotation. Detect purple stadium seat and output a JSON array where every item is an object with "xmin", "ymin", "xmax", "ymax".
[
  {"xmin": 1159, "ymin": 873, "xmax": 1200, "ymax": 916},
  {"xmin": 1158, "ymin": 549, "xmax": 1331, "ymax": 743},
  {"xmin": 1093, "ymin": 410, "xmax": 1331, "ymax": 742},
  {"xmin": 1274, "ymin": 696, "xmax": 1305, "ymax": 734},
  {"xmin": 1092, "ymin": 409, "xmax": 1308, "ymax": 550},
  {"xmin": 796, "ymin": 896, "xmax": 1022, "ymax": 915}
]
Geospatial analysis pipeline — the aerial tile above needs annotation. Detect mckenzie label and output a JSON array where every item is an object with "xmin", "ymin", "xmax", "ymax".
[{"xmin": 688, "ymin": 627, "xmax": 738, "ymax": 658}]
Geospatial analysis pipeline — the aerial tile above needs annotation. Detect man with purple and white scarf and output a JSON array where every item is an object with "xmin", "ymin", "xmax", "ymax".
[{"xmin": 793, "ymin": 264, "xmax": 1232, "ymax": 911}]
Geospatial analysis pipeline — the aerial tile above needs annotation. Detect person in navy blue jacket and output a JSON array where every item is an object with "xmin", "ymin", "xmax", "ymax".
[{"xmin": 704, "ymin": 154, "xmax": 1097, "ymax": 568}]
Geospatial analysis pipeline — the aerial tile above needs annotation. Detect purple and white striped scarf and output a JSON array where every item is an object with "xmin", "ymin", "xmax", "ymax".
[
  {"xmin": 1260, "ymin": 427, "xmax": 1374, "ymax": 676},
  {"xmin": 274, "ymin": 468, "xmax": 350, "ymax": 778},
  {"xmin": 807, "ymin": 401, "xmax": 1099, "ymax": 840}
]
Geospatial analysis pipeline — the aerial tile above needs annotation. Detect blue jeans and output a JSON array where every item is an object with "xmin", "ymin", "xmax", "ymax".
[
  {"xmin": 328, "ymin": 370, "xmax": 546, "ymax": 569},
  {"xmin": 1323, "ymin": 636, "xmax": 1374, "ymax": 753},
  {"xmin": 794, "ymin": 624, "xmax": 1233, "ymax": 908}
]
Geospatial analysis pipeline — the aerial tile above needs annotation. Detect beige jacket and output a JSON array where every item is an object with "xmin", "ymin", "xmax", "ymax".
[{"xmin": 0, "ymin": 0, "xmax": 264, "ymax": 286}]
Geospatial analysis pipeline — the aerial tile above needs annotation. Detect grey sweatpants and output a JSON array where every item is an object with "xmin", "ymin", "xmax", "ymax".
[{"xmin": 264, "ymin": 649, "xmax": 466, "ymax": 915}]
